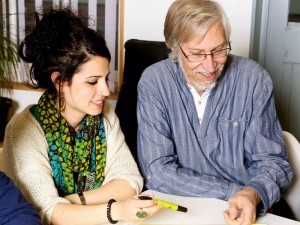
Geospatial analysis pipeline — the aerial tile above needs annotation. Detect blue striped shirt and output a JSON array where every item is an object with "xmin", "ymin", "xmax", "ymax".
[{"xmin": 137, "ymin": 55, "xmax": 293, "ymax": 214}]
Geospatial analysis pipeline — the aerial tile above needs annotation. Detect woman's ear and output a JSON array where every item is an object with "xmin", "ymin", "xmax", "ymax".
[{"xmin": 51, "ymin": 72, "xmax": 62, "ymax": 91}]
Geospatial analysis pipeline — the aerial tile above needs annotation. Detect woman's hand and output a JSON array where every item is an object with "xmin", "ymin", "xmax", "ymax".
[{"xmin": 111, "ymin": 194, "xmax": 162, "ymax": 223}]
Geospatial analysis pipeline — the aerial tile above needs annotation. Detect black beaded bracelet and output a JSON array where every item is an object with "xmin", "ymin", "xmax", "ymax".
[{"xmin": 107, "ymin": 199, "xmax": 118, "ymax": 224}]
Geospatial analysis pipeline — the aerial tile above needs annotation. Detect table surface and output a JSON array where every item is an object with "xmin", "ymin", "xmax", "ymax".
[{"xmin": 117, "ymin": 190, "xmax": 300, "ymax": 225}]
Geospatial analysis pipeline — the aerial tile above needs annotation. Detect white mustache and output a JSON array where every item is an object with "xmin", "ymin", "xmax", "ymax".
[{"xmin": 193, "ymin": 64, "xmax": 224, "ymax": 77}]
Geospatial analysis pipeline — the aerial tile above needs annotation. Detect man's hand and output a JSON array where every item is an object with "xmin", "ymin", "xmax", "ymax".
[{"xmin": 224, "ymin": 187, "xmax": 261, "ymax": 225}]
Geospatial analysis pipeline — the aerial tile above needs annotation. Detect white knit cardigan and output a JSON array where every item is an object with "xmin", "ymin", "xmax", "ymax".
[{"xmin": 3, "ymin": 102, "xmax": 143, "ymax": 224}]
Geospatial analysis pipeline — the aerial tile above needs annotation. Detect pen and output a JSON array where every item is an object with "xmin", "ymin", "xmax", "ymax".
[{"xmin": 138, "ymin": 196, "xmax": 188, "ymax": 213}]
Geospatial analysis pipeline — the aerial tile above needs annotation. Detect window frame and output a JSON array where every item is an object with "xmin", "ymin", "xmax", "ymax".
[{"xmin": 1, "ymin": 0, "xmax": 124, "ymax": 97}]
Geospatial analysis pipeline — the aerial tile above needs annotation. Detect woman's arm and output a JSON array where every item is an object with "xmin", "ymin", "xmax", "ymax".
[
  {"xmin": 64, "ymin": 180, "xmax": 136, "ymax": 204},
  {"xmin": 52, "ymin": 195, "xmax": 161, "ymax": 225},
  {"xmin": 3, "ymin": 109, "xmax": 71, "ymax": 224}
]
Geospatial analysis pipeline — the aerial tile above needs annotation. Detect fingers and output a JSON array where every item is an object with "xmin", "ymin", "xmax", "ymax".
[
  {"xmin": 135, "ymin": 194, "xmax": 162, "ymax": 218},
  {"xmin": 121, "ymin": 195, "xmax": 162, "ymax": 222},
  {"xmin": 224, "ymin": 202, "xmax": 256, "ymax": 225},
  {"xmin": 227, "ymin": 202, "xmax": 240, "ymax": 220},
  {"xmin": 135, "ymin": 194, "xmax": 156, "ymax": 208},
  {"xmin": 137, "ymin": 204, "xmax": 162, "ymax": 218},
  {"xmin": 224, "ymin": 209, "xmax": 243, "ymax": 225},
  {"xmin": 225, "ymin": 190, "xmax": 257, "ymax": 225}
]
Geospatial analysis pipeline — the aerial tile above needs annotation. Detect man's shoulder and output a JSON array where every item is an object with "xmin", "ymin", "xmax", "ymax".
[
  {"xmin": 227, "ymin": 55, "xmax": 262, "ymax": 70},
  {"xmin": 139, "ymin": 59, "xmax": 173, "ymax": 85},
  {"xmin": 225, "ymin": 55, "xmax": 271, "ymax": 82}
]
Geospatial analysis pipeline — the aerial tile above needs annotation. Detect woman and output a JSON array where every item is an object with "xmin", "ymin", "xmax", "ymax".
[{"xmin": 3, "ymin": 8, "xmax": 160, "ymax": 225}]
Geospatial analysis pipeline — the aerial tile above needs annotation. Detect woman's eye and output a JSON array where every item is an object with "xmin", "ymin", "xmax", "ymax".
[{"xmin": 87, "ymin": 80, "xmax": 97, "ymax": 85}]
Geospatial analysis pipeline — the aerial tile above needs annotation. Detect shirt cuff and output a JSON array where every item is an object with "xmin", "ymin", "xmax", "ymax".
[{"xmin": 225, "ymin": 182, "xmax": 243, "ymax": 200}]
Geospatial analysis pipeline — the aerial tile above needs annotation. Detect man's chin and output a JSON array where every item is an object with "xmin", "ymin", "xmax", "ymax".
[{"xmin": 192, "ymin": 80, "xmax": 217, "ymax": 92}]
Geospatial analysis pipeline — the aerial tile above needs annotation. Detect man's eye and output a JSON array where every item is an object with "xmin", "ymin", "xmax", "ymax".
[
  {"xmin": 193, "ymin": 53, "xmax": 205, "ymax": 56},
  {"xmin": 213, "ymin": 49, "xmax": 223, "ymax": 53}
]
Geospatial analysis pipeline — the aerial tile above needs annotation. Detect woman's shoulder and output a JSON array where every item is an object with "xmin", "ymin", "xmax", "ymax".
[
  {"xmin": 7, "ymin": 105, "xmax": 38, "ymax": 130},
  {"xmin": 5, "ymin": 105, "xmax": 45, "ymax": 148}
]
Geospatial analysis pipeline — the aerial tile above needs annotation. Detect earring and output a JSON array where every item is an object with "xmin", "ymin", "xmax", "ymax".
[
  {"xmin": 60, "ymin": 97, "xmax": 66, "ymax": 111},
  {"xmin": 57, "ymin": 96, "xmax": 66, "ymax": 111}
]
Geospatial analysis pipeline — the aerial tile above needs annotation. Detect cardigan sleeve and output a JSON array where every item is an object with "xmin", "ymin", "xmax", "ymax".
[
  {"xmin": 3, "ymin": 106, "xmax": 70, "ymax": 225},
  {"xmin": 102, "ymin": 103, "xmax": 143, "ymax": 193}
]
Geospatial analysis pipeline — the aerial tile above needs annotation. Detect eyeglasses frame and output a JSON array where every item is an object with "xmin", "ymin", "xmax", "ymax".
[{"xmin": 179, "ymin": 43, "xmax": 232, "ymax": 63}]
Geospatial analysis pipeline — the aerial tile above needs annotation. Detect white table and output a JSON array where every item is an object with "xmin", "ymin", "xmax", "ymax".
[{"xmin": 121, "ymin": 190, "xmax": 300, "ymax": 225}]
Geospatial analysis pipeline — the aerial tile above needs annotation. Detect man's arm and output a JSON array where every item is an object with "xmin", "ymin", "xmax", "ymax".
[
  {"xmin": 137, "ymin": 82, "xmax": 242, "ymax": 199},
  {"xmin": 242, "ymin": 77, "xmax": 293, "ymax": 215}
]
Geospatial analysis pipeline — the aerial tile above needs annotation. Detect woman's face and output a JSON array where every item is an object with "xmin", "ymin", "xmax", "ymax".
[{"xmin": 61, "ymin": 56, "xmax": 110, "ymax": 129}]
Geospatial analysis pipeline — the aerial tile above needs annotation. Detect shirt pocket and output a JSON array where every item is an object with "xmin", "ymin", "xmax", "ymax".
[
  {"xmin": 218, "ymin": 117, "xmax": 246, "ymax": 138},
  {"xmin": 216, "ymin": 117, "xmax": 247, "ymax": 166}
]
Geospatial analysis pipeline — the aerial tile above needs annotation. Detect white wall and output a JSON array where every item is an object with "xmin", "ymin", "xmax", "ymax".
[
  {"xmin": 124, "ymin": 0, "xmax": 174, "ymax": 42},
  {"xmin": 124, "ymin": 0, "xmax": 253, "ymax": 58},
  {"xmin": 8, "ymin": 90, "xmax": 42, "ymax": 117},
  {"xmin": 216, "ymin": 0, "xmax": 253, "ymax": 57},
  {"xmin": 8, "ymin": 0, "xmax": 254, "ymax": 115}
]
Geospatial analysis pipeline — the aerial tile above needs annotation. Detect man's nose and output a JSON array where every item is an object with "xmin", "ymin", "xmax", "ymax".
[{"xmin": 202, "ymin": 54, "xmax": 216, "ymax": 73}]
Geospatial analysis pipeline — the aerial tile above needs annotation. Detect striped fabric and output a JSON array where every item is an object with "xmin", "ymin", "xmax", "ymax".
[{"xmin": 137, "ymin": 55, "xmax": 293, "ymax": 215}]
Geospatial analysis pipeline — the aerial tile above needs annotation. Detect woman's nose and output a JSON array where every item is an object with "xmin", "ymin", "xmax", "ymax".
[{"xmin": 98, "ymin": 83, "xmax": 110, "ymax": 97}]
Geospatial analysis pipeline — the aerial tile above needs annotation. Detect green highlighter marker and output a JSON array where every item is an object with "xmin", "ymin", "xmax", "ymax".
[
  {"xmin": 138, "ymin": 196, "xmax": 188, "ymax": 213},
  {"xmin": 155, "ymin": 198, "xmax": 188, "ymax": 212}
]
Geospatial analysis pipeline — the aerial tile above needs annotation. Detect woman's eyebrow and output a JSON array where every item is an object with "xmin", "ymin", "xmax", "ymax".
[{"xmin": 86, "ymin": 72, "xmax": 110, "ymax": 78}]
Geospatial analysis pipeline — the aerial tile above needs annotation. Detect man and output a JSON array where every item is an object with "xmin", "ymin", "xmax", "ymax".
[
  {"xmin": 137, "ymin": 0, "xmax": 293, "ymax": 225},
  {"xmin": 0, "ymin": 171, "xmax": 43, "ymax": 225}
]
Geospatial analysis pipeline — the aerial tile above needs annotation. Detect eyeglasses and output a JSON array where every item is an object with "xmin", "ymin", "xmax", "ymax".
[{"xmin": 179, "ymin": 43, "xmax": 231, "ymax": 63}]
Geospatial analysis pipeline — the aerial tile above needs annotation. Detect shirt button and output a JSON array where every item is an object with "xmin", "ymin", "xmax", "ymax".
[
  {"xmin": 233, "ymin": 121, "xmax": 238, "ymax": 127},
  {"xmin": 199, "ymin": 118, "xmax": 202, "ymax": 122},
  {"xmin": 198, "ymin": 100, "xmax": 202, "ymax": 105}
]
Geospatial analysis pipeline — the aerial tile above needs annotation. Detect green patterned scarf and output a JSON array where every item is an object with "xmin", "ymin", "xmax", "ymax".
[{"xmin": 31, "ymin": 91, "xmax": 107, "ymax": 196}]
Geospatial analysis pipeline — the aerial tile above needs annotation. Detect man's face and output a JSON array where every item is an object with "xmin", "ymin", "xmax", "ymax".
[{"xmin": 178, "ymin": 22, "xmax": 229, "ymax": 94}]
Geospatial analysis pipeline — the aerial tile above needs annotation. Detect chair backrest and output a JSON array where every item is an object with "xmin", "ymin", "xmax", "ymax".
[
  {"xmin": 283, "ymin": 131, "xmax": 300, "ymax": 221},
  {"xmin": 115, "ymin": 39, "xmax": 170, "ymax": 163}
]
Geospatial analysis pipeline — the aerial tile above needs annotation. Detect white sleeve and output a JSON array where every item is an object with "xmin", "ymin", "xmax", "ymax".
[
  {"xmin": 3, "ymin": 107, "xmax": 70, "ymax": 225},
  {"xmin": 102, "ymin": 103, "xmax": 143, "ymax": 193}
]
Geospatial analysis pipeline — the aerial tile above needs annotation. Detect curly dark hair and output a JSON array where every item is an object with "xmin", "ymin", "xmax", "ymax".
[{"xmin": 19, "ymin": 8, "xmax": 111, "ymax": 95}]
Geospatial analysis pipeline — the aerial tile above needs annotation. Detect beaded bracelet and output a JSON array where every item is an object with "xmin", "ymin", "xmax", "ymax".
[
  {"xmin": 107, "ymin": 199, "xmax": 118, "ymax": 224},
  {"xmin": 78, "ymin": 191, "xmax": 86, "ymax": 205}
]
